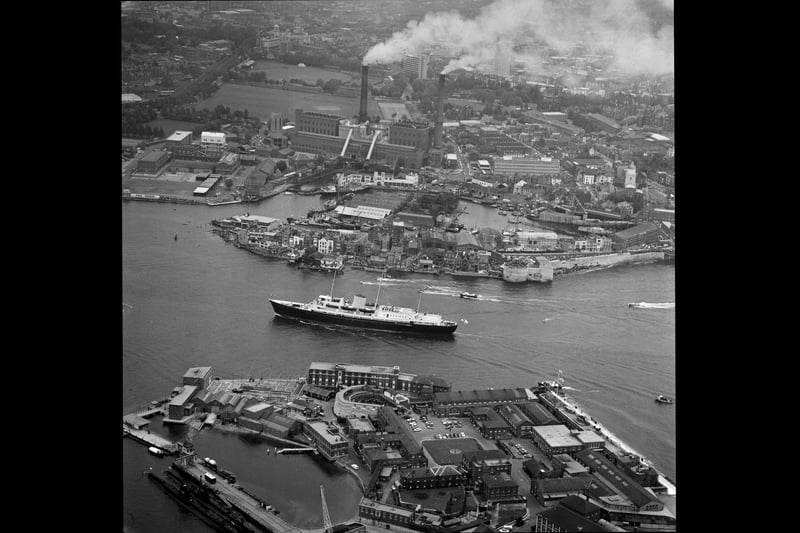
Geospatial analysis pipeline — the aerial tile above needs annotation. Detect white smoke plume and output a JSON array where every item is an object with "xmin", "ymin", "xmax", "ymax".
[{"xmin": 362, "ymin": 0, "xmax": 673, "ymax": 77}]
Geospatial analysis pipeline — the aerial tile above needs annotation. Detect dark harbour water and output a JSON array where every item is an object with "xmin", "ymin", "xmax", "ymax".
[{"xmin": 122, "ymin": 196, "xmax": 675, "ymax": 532}]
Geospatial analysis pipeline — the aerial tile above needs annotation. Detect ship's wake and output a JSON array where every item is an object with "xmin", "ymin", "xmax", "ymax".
[{"xmin": 629, "ymin": 302, "xmax": 675, "ymax": 309}]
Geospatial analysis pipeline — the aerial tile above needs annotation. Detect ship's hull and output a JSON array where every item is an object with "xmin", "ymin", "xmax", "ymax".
[{"xmin": 270, "ymin": 300, "xmax": 457, "ymax": 335}]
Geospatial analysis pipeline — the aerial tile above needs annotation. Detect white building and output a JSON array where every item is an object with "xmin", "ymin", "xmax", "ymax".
[
  {"xmin": 317, "ymin": 237, "xmax": 335, "ymax": 254},
  {"xmin": 201, "ymin": 131, "xmax": 227, "ymax": 154},
  {"xmin": 624, "ymin": 167, "xmax": 637, "ymax": 188}
]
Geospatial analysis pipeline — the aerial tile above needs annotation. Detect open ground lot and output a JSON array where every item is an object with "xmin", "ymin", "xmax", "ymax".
[
  {"xmin": 197, "ymin": 84, "xmax": 380, "ymax": 121},
  {"xmin": 252, "ymin": 60, "xmax": 356, "ymax": 83}
]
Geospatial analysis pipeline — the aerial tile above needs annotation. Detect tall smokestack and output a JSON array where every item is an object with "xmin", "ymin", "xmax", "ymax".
[
  {"xmin": 434, "ymin": 73, "xmax": 445, "ymax": 148},
  {"xmin": 359, "ymin": 65, "xmax": 369, "ymax": 123}
]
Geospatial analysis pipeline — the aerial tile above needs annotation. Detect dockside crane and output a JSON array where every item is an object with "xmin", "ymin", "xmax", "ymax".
[{"xmin": 320, "ymin": 485, "xmax": 332, "ymax": 533}]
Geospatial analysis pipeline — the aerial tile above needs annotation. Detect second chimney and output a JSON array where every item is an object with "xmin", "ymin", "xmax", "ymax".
[
  {"xmin": 359, "ymin": 65, "xmax": 369, "ymax": 123},
  {"xmin": 434, "ymin": 73, "xmax": 446, "ymax": 149}
]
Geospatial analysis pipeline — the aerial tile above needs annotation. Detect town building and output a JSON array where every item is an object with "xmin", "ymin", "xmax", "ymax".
[
  {"xmin": 402, "ymin": 53, "xmax": 430, "ymax": 80},
  {"xmin": 400, "ymin": 465, "xmax": 467, "ymax": 490},
  {"xmin": 201, "ymin": 131, "xmax": 227, "ymax": 154},
  {"xmin": 481, "ymin": 472, "xmax": 518, "ymax": 502},
  {"xmin": 477, "ymin": 408, "xmax": 513, "ymax": 439},
  {"xmin": 534, "ymin": 502, "xmax": 606, "ymax": 532},
  {"xmin": 389, "ymin": 120, "xmax": 432, "ymax": 151},
  {"xmin": 166, "ymin": 130, "xmax": 193, "ymax": 149},
  {"xmin": 137, "ymin": 150, "xmax": 170, "ymax": 174},
  {"xmin": 460, "ymin": 450, "xmax": 511, "ymax": 485}
]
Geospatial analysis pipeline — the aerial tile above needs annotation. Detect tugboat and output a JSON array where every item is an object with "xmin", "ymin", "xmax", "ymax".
[
  {"xmin": 459, "ymin": 292, "xmax": 478, "ymax": 299},
  {"xmin": 270, "ymin": 271, "xmax": 457, "ymax": 335},
  {"xmin": 655, "ymin": 394, "xmax": 674, "ymax": 404}
]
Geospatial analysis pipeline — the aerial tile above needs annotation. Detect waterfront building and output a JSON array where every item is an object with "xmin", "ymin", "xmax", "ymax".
[
  {"xmin": 241, "ymin": 401, "xmax": 273, "ymax": 420},
  {"xmin": 519, "ymin": 401, "xmax": 560, "ymax": 426},
  {"xmin": 496, "ymin": 404, "xmax": 535, "ymax": 438},
  {"xmin": 167, "ymin": 385, "xmax": 198, "ymax": 421},
  {"xmin": 182, "ymin": 366, "xmax": 212, "ymax": 390},
  {"xmin": 137, "ymin": 150, "xmax": 171, "ymax": 174},
  {"xmin": 291, "ymin": 131, "xmax": 426, "ymax": 169},
  {"xmin": 611, "ymin": 223, "xmax": 664, "ymax": 250},
  {"xmin": 431, "ymin": 388, "xmax": 535, "ymax": 417},
  {"xmin": 493, "ymin": 157, "xmax": 561, "ymax": 178},
  {"xmin": 395, "ymin": 212, "xmax": 435, "ymax": 229},
  {"xmin": 573, "ymin": 449, "xmax": 664, "ymax": 513},
  {"xmin": 307, "ymin": 362, "xmax": 449, "ymax": 395},
  {"xmin": 480, "ymin": 472, "xmax": 518, "ymax": 502},
  {"xmin": 513, "ymin": 231, "xmax": 560, "ymax": 252},
  {"xmin": 216, "ymin": 151, "xmax": 240, "ymax": 174},
  {"xmin": 358, "ymin": 498, "xmax": 415, "ymax": 527},
  {"xmin": 531, "ymin": 425, "xmax": 583, "ymax": 458},
  {"xmin": 302, "ymin": 419, "xmax": 349, "ymax": 461}
]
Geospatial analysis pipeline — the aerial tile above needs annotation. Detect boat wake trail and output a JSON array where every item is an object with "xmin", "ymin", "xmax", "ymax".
[
  {"xmin": 629, "ymin": 302, "xmax": 675, "ymax": 309},
  {"xmin": 542, "ymin": 316, "xmax": 563, "ymax": 323}
]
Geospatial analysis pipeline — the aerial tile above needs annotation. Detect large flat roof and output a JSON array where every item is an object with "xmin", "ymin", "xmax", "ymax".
[{"xmin": 532, "ymin": 424, "xmax": 582, "ymax": 448}]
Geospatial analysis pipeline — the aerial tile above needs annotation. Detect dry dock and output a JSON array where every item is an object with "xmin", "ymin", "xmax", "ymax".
[{"xmin": 174, "ymin": 456, "xmax": 329, "ymax": 533}]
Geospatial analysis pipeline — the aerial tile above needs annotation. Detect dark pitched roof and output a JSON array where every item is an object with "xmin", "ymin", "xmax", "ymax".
[
  {"xmin": 559, "ymin": 494, "xmax": 602, "ymax": 517},
  {"xmin": 537, "ymin": 506, "xmax": 606, "ymax": 532}
]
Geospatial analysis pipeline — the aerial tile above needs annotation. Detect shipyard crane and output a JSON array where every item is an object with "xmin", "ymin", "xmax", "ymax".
[{"xmin": 320, "ymin": 485, "xmax": 332, "ymax": 533}]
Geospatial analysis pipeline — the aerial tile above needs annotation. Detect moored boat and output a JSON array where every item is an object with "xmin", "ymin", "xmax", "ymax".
[{"xmin": 655, "ymin": 394, "xmax": 674, "ymax": 404}]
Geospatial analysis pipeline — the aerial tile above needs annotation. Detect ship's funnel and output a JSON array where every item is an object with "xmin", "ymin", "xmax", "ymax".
[
  {"xmin": 434, "ymin": 73, "xmax": 446, "ymax": 148},
  {"xmin": 359, "ymin": 65, "xmax": 369, "ymax": 123}
]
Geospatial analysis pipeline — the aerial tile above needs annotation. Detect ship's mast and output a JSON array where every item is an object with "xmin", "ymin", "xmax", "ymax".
[
  {"xmin": 329, "ymin": 266, "xmax": 337, "ymax": 298},
  {"xmin": 374, "ymin": 270, "xmax": 384, "ymax": 307}
]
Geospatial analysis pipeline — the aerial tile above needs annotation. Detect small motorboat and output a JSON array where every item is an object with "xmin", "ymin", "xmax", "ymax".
[
  {"xmin": 655, "ymin": 394, "xmax": 674, "ymax": 404},
  {"xmin": 148, "ymin": 446, "xmax": 165, "ymax": 456},
  {"xmin": 460, "ymin": 292, "xmax": 478, "ymax": 299}
]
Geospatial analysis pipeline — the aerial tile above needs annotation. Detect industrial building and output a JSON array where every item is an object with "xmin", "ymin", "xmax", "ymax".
[
  {"xmin": 493, "ymin": 156, "xmax": 561, "ymax": 177},
  {"xmin": 167, "ymin": 385, "xmax": 198, "ymax": 421},
  {"xmin": 183, "ymin": 366, "xmax": 212, "ymax": 390},
  {"xmin": 431, "ymin": 387, "xmax": 535, "ymax": 417},
  {"xmin": 531, "ymin": 425, "xmax": 584, "ymax": 458}
]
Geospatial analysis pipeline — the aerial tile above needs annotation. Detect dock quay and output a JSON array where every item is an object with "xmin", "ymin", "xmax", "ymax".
[
  {"xmin": 123, "ymin": 424, "xmax": 179, "ymax": 455},
  {"xmin": 172, "ymin": 456, "xmax": 329, "ymax": 533}
]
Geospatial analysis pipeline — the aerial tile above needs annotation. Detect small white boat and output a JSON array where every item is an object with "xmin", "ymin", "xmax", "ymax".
[
  {"xmin": 460, "ymin": 292, "xmax": 478, "ymax": 299},
  {"xmin": 284, "ymin": 191, "xmax": 294, "ymax": 195},
  {"xmin": 655, "ymin": 394, "xmax": 674, "ymax": 404},
  {"xmin": 148, "ymin": 446, "xmax": 164, "ymax": 456}
]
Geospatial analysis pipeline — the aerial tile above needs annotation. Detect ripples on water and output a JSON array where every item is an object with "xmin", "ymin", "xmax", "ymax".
[{"xmin": 123, "ymin": 200, "xmax": 675, "ymax": 531}]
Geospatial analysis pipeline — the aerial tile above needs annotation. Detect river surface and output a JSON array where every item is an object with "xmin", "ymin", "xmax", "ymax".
[{"xmin": 122, "ymin": 195, "xmax": 675, "ymax": 532}]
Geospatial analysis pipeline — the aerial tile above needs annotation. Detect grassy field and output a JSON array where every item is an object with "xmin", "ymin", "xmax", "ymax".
[
  {"xmin": 252, "ymin": 60, "xmax": 356, "ymax": 83},
  {"xmin": 196, "ymin": 83, "xmax": 380, "ymax": 121},
  {"xmin": 144, "ymin": 118, "xmax": 204, "ymax": 136}
]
